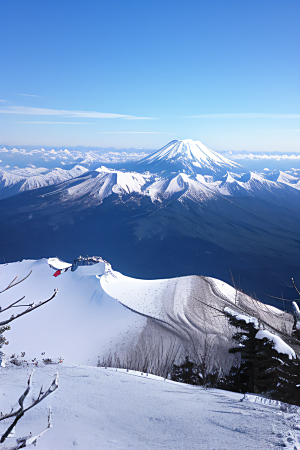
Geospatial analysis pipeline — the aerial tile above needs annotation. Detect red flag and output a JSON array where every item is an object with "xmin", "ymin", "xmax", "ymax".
[{"xmin": 53, "ymin": 270, "xmax": 62, "ymax": 277}]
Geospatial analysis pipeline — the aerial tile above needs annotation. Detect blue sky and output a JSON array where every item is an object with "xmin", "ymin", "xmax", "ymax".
[{"xmin": 0, "ymin": 0, "xmax": 299, "ymax": 151}]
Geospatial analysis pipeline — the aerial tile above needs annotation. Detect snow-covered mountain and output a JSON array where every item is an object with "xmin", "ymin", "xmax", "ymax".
[
  {"xmin": 2, "ymin": 161, "xmax": 300, "ymax": 203},
  {"xmin": 62, "ymin": 166, "xmax": 148, "ymax": 205},
  {"xmin": 1, "ymin": 140, "xmax": 300, "ymax": 310},
  {"xmin": 0, "ymin": 165, "xmax": 88, "ymax": 199},
  {"xmin": 136, "ymin": 139, "xmax": 242, "ymax": 175},
  {"xmin": 1, "ymin": 137, "xmax": 300, "ymax": 204},
  {"xmin": 58, "ymin": 168, "xmax": 300, "ymax": 206},
  {"xmin": 144, "ymin": 172, "xmax": 216, "ymax": 202},
  {"xmin": 1, "ymin": 162, "xmax": 300, "ymax": 307},
  {"xmin": 217, "ymin": 171, "xmax": 297, "ymax": 197},
  {"xmin": 0, "ymin": 257, "xmax": 294, "ymax": 367}
]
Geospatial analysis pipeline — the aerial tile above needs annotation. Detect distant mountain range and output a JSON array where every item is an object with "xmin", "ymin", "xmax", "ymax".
[
  {"xmin": 1, "ymin": 139, "xmax": 300, "ymax": 309},
  {"xmin": 1, "ymin": 139, "xmax": 299, "ymax": 202},
  {"xmin": 0, "ymin": 165, "xmax": 88, "ymax": 200}
]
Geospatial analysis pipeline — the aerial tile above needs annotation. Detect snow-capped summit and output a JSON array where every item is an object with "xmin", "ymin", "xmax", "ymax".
[{"xmin": 136, "ymin": 139, "xmax": 242, "ymax": 175}]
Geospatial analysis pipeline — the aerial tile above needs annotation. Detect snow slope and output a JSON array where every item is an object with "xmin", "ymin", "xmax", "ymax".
[
  {"xmin": 144, "ymin": 172, "xmax": 216, "ymax": 202},
  {"xmin": 0, "ymin": 258, "xmax": 295, "ymax": 367},
  {"xmin": 0, "ymin": 165, "xmax": 88, "ymax": 199},
  {"xmin": 137, "ymin": 139, "xmax": 241, "ymax": 175},
  {"xmin": 1, "ymin": 364, "xmax": 300, "ymax": 450},
  {"xmin": 64, "ymin": 167, "xmax": 146, "ymax": 204},
  {"xmin": 0, "ymin": 259, "xmax": 146, "ymax": 365}
]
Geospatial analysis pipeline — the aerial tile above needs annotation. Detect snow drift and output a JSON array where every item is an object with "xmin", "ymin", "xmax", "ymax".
[{"xmin": 0, "ymin": 257, "xmax": 295, "ymax": 369}]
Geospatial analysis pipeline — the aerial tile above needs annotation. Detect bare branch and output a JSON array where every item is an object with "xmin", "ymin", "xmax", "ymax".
[
  {"xmin": 0, "ymin": 271, "xmax": 32, "ymax": 294},
  {"xmin": 263, "ymin": 292, "xmax": 299, "ymax": 302},
  {"xmin": 229, "ymin": 268, "xmax": 236, "ymax": 289},
  {"xmin": 0, "ymin": 289, "xmax": 58, "ymax": 327},
  {"xmin": 0, "ymin": 297, "xmax": 25, "ymax": 314},
  {"xmin": 292, "ymin": 278, "xmax": 300, "ymax": 297},
  {"xmin": 0, "ymin": 269, "xmax": 59, "ymax": 447},
  {"xmin": 0, "ymin": 372, "xmax": 58, "ymax": 444},
  {"xmin": 3, "ymin": 407, "xmax": 52, "ymax": 450}
]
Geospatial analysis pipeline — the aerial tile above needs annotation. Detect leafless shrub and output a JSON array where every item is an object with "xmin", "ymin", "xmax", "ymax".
[
  {"xmin": 10, "ymin": 357, "xmax": 22, "ymax": 367},
  {"xmin": 0, "ymin": 270, "xmax": 58, "ymax": 447},
  {"xmin": 100, "ymin": 336, "xmax": 182, "ymax": 379},
  {"xmin": 43, "ymin": 358, "xmax": 55, "ymax": 365},
  {"xmin": 0, "ymin": 371, "xmax": 58, "ymax": 447}
]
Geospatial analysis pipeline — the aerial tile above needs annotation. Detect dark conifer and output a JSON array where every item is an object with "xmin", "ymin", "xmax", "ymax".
[
  {"xmin": 273, "ymin": 354, "xmax": 300, "ymax": 406},
  {"xmin": 171, "ymin": 356, "xmax": 202, "ymax": 385},
  {"xmin": 225, "ymin": 313, "xmax": 297, "ymax": 397}
]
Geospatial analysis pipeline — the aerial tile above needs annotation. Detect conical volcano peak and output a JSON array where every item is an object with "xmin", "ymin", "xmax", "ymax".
[{"xmin": 137, "ymin": 139, "xmax": 241, "ymax": 175}]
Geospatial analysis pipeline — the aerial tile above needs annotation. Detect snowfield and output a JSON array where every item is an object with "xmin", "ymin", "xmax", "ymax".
[
  {"xmin": 1, "ymin": 364, "xmax": 300, "ymax": 450},
  {"xmin": 0, "ymin": 258, "xmax": 146, "ymax": 365},
  {"xmin": 1, "ymin": 257, "xmax": 300, "ymax": 449}
]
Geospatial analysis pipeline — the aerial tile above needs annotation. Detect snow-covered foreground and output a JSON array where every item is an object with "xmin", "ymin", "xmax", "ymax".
[
  {"xmin": 1, "ymin": 363, "xmax": 300, "ymax": 450},
  {"xmin": 0, "ymin": 258, "xmax": 146, "ymax": 365}
]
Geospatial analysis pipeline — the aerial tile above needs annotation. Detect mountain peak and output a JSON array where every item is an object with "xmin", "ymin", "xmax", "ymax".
[{"xmin": 136, "ymin": 139, "xmax": 241, "ymax": 175}]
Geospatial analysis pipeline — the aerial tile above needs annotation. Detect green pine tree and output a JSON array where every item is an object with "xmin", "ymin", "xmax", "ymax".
[{"xmin": 225, "ymin": 313, "xmax": 291, "ymax": 396}]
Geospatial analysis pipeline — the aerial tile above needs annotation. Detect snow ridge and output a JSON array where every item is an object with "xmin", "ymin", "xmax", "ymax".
[{"xmin": 0, "ymin": 165, "xmax": 88, "ymax": 199}]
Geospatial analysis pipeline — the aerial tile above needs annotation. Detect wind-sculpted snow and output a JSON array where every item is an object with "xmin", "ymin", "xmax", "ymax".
[
  {"xmin": 101, "ymin": 269, "xmax": 295, "ymax": 366},
  {"xmin": 1, "ymin": 258, "xmax": 295, "ymax": 368}
]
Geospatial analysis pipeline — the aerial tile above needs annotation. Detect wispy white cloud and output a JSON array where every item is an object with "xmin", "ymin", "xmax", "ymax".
[
  {"xmin": 0, "ymin": 99, "xmax": 7, "ymax": 102},
  {"xmin": 17, "ymin": 94, "xmax": 42, "ymax": 97},
  {"xmin": 16, "ymin": 121, "xmax": 95, "ymax": 125},
  {"xmin": 0, "ymin": 105, "xmax": 155, "ymax": 120},
  {"xmin": 123, "ymin": 117, "xmax": 157, "ymax": 120},
  {"xmin": 184, "ymin": 113, "xmax": 300, "ymax": 119},
  {"xmin": 96, "ymin": 131, "xmax": 176, "ymax": 134}
]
